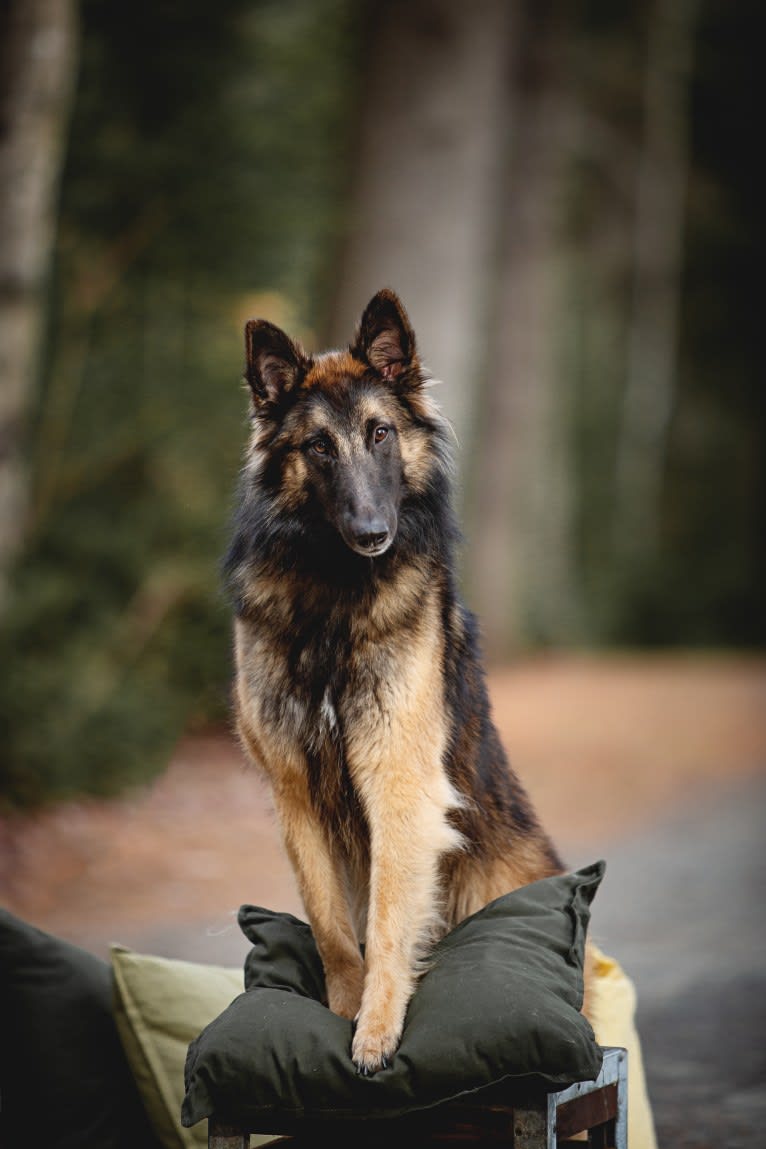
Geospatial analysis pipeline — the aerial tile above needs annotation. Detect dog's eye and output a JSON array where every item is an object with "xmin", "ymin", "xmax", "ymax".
[
  {"xmin": 311, "ymin": 437, "xmax": 330, "ymax": 456},
  {"xmin": 373, "ymin": 426, "xmax": 389, "ymax": 444}
]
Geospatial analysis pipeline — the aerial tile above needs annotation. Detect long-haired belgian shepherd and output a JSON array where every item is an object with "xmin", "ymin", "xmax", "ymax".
[{"xmin": 225, "ymin": 289, "xmax": 576, "ymax": 1076}]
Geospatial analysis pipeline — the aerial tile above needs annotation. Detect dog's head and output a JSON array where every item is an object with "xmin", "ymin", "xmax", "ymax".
[{"xmin": 242, "ymin": 289, "xmax": 447, "ymax": 559}]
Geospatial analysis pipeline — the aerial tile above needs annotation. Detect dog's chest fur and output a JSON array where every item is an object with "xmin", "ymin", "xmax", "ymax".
[{"xmin": 234, "ymin": 569, "xmax": 442, "ymax": 849}]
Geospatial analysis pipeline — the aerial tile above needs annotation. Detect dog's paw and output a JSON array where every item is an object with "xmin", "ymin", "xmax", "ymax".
[{"xmin": 350, "ymin": 1017, "xmax": 399, "ymax": 1076}]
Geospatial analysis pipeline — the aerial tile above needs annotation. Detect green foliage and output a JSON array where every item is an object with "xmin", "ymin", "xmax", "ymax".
[{"xmin": 0, "ymin": 0, "xmax": 364, "ymax": 809}]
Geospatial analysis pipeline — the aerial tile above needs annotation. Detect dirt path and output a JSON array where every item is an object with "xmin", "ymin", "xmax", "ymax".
[{"xmin": 2, "ymin": 652, "xmax": 765, "ymax": 957}]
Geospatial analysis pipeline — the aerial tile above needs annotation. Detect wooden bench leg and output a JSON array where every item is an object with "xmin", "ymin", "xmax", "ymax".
[
  {"xmin": 209, "ymin": 1122, "xmax": 249, "ymax": 1148},
  {"xmin": 513, "ymin": 1096, "xmax": 556, "ymax": 1149},
  {"xmin": 613, "ymin": 1045, "xmax": 628, "ymax": 1149}
]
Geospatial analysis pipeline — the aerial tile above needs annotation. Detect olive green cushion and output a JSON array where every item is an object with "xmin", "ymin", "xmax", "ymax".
[
  {"xmin": 181, "ymin": 861, "xmax": 605, "ymax": 1131},
  {"xmin": 111, "ymin": 947, "xmax": 275, "ymax": 1149}
]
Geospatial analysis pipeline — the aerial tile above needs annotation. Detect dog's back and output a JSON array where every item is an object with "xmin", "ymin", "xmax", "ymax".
[{"xmin": 227, "ymin": 289, "xmax": 566, "ymax": 1074}]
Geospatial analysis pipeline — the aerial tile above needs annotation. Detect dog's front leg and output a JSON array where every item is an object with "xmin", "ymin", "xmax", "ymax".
[
  {"xmin": 348, "ymin": 747, "xmax": 462, "ymax": 1075},
  {"xmin": 271, "ymin": 773, "xmax": 365, "ymax": 1020}
]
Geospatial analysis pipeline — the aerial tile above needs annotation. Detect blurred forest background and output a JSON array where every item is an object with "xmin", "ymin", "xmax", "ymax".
[{"xmin": 0, "ymin": 0, "xmax": 762, "ymax": 809}]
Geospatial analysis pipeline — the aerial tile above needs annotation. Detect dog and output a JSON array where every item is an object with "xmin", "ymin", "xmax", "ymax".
[{"xmin": 224, "ymin": 288, "xmax": 572, "ymax": 1076}]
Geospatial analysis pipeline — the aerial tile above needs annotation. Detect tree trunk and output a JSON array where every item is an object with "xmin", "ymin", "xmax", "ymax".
[
  {"xmin": 465, "ymin": 6, "xmax": 578, "ymax": 658},
  {"xmin": 614, "ymin": 0, "xmax": 699, "ymax": 563},
  {"xmin": 327, "ymin": 0, "xmax": 511, "ymax": 496},
  {"xmin": 0, "ymin": 0, "xmax": 79, "ymax": 603}
]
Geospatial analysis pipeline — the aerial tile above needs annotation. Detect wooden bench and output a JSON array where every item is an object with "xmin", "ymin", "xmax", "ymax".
[{"xmin": 208, "ymin": 1044, "xmax": 627, "ymax": 1148}]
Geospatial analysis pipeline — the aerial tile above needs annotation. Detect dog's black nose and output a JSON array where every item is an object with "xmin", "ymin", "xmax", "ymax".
[
  {"xmin": 354, "ymin": 528, "xmax": 389, "ymax": 551},
  {"xmin": 344, "ymin": 512, "xmax": 395, "ymax": 556}
]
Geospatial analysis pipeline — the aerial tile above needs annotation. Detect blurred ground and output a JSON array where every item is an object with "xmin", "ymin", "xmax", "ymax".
[{"xmin": 2, "ymin": 651, "xmax": 766, "ymax": 1147}]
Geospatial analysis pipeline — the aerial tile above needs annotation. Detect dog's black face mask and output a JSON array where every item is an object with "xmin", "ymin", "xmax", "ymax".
[
  {"xmin": 243, "ymin": 290, "xmax": 425, "ymax": 560},
  {"xmin": 298, "ymin": 387, "xmax": 403, "ymax": 558}
]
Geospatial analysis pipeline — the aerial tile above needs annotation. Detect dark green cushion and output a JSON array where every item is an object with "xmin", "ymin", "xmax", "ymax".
[
  {"xmin": 181, "ymin": 861, "xmax": 605, "ymax": 1130},
  {"xmin": 0, "ymin": 909, "xmax": 164, "ymax": 1149}
]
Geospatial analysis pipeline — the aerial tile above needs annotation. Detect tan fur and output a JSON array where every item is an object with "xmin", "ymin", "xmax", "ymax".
[
  {"xmin": 342, "ymin": 587, "xmax": 463, "ymax": 1066},
  {"xmin": 235, "ymin": 582, "xmax": 465, "ymax": 1069}
]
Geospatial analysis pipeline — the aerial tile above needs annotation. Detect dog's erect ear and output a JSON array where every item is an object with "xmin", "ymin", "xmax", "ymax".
[
  {"xmin": 244, "ymin": 320, "xmax": 306, "ymax": 412},
  {"xmin": 353, "ymin": 289, "xmax": 418, "ymax": 384}
]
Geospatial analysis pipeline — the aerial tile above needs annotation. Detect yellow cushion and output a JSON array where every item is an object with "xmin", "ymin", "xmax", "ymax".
[
  {"xmin": 111, "ymin": 946, "xmax": 276, "ymax": 1149},
  {"xmin": 589, "ymin": 943, "xmax": 658, "ymax": 1149}
]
